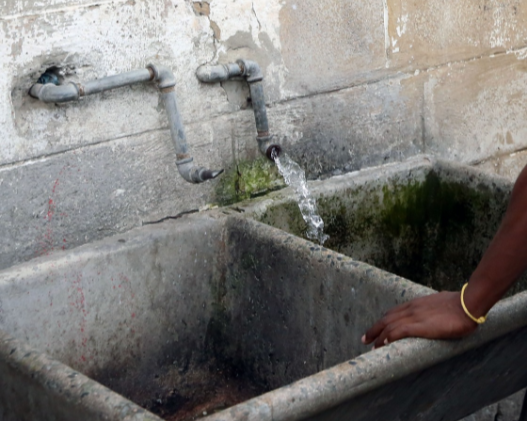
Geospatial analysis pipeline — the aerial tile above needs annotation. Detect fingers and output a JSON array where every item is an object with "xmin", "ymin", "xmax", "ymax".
[
  {"xmin": 372, "ymin": 321, "xmax": 429, "ymax": 349},
  {"xmin": 362, "ymin": 306, "xmax": 412, "ymax": 345}
]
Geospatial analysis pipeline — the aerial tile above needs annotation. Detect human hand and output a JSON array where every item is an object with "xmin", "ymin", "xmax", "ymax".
[{"xmin": 362, "ymin": 291, "xmax": 478, "ymax": 349}]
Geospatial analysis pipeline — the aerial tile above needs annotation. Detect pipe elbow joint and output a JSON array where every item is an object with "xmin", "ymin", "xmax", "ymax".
[
  {"xmin": 147, "ymin": 64, "xmax": 176, "ymax": 90},
  {"xmin": 29, "ymin": 82, "xmax": 80, "ymax": 103},
  {"xmin": 176, "ymin": 158, "xmax": 224, "ymax": 184},
  {"xmin": 236, "ymin": 59, "xmax": 263, "ymax": 83}
]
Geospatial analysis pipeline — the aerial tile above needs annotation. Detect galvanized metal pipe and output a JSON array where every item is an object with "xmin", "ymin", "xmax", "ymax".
[
  {"xmin": 82, "ymin": 68, "xmax": 153, "ymax": 96},
  {"xmin": 195, "ymin": 59, "xmax": 281, "ymax": 161},
  {"xmin": 28, "ymin": 82, "xmax": 80, "ymax": 103},
  {"xmin": 195, "ymin": 62, "xmax": 243, "ymax": 83},
  {"xmin": 161, "ymin": 87, "xmax": 189, "ymax": 159},
  {"xmin": 28, "ymin": 64, "xmax": 222, "ymax": 184},
  {"xmin": 159, "ymin": 82, "xmax": 222, "ymax": 182},
  {"xmin": 248, "ymin": 81, "xmax": 269, "ymax": 137}
]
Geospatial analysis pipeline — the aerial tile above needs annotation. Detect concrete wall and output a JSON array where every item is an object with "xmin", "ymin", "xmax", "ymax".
[{"xmin": 1, "ymin": 0, "xmax": 527, "ymax": 269}]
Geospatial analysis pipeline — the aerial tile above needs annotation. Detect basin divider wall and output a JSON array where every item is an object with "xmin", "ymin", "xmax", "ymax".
[{"xmin": 0, "ymin": 330, "xmax": 164, "ymax": 421}]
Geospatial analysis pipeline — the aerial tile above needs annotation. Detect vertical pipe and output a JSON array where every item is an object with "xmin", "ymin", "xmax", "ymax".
[
  {"xmin": 160, "ymin": 87, "xmax": 190, "ymax": 159},
  {"xmin": 248, "ymin": 81, "xmax": 269, "ymax": 137}
]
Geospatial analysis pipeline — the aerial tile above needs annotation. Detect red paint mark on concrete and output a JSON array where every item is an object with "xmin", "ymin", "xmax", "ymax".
[
  {"xmin": 37, "ymin": 165, "xmax": 74, "ymax": 257},
  {"xmin": 67, "ymin": 273, "xmax": 90, "ymax": 362},
  {"xmin": 118, "ymin": 274, "xmax": 137, "ymax": 322},
  {"xmin": 47, "ymin": 198, "xmax": 55, "ymax": 221}
]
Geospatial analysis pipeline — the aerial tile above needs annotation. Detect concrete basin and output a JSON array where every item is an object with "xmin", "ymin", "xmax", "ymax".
[
  {"xmin": 255, "ymin": 155, "xmax": 527, "ymax": 293},
  {"xmin": 0, "ymin": 209, "xmax": 424, "ymax": 420},
  {"xmin": 1, "ymin": 155, "xmax": 527, "ymax": 421}
]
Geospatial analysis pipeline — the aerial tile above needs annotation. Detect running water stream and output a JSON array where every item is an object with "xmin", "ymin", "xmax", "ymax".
[{"xmin": 272, "ymin": 149, "xmax": 329, "ymax": 245}]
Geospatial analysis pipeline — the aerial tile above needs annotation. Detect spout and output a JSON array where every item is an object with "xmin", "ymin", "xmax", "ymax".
[
  {"xmin": 177, "ymin": 158, "xmax": 224, "ymax": 183},
  {"xmin": 258, "ymin": 136, "xmax": 282, "ymax": 161}
]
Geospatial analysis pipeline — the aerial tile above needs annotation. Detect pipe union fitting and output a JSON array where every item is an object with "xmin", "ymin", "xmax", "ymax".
[
  {"xmin": 147, "ymin": 64, "xmax": 176, "ymax": 89},
  {"xmin": 236, "ymin": 59, "xmax": 263, "ymax": 83}
]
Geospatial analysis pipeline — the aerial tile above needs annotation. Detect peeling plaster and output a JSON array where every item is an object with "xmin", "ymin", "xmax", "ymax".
[
  {"xmin": 489, "ymin": 0, "xmax": 518, "ymax": 49},
  {"xmin": 210, "ymin": 0, "xmax": 283, "ymax": 56},
  {"xmin": 396, "ymin": 14, "xmax": 408, "ymax": 37},
  {"xmin": 513, "ymin": 47, "xmax": 527, "ymax": 60},
  {"xmin": 192, "ymin": 1, "xmax": 221, "ymax": 40}
]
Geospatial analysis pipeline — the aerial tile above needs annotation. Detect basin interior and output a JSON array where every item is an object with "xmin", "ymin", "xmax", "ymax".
[
  {"xmin": 0, "ymin": 214, "xmax": 416, "ymax": 420},
  {"xmin": 259, "ymin": 161, "xmax": 527, "ymax": 293}
]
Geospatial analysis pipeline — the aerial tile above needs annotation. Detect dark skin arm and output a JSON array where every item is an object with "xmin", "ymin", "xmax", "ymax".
[{"xmin": 363, "ymin": 163, "xmax": 527, "ymax": 349}]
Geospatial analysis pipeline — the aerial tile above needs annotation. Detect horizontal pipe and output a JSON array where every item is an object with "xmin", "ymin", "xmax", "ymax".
[
  {"xmin": 83, "ymin": 68, "xmax": 153, "ymax": 96},
  {"xmin": 195, "ymin": 63, "xmax": 243, "ymax": 83}
]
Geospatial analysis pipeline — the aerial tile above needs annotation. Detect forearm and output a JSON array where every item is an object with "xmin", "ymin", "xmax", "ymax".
[
  {"xmin": 464, "ymin": 164, "xmax": 527, "ymax": 318},
  {"xmin": 363, "ymin": 164, "xmax": 527, "ymax": 347}
]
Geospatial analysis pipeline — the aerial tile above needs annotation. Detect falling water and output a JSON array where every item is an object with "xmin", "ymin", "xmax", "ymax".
[{"xmin": 272, "ymin": 149, "xmax": 329, "ymax": 245}]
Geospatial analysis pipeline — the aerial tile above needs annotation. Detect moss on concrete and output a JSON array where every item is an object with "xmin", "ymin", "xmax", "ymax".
[
  {"xmin": 214, "ymin": 157, "xmax": 285, "ymax": 206},
  {"xmin": 260, "ymin": 170, "xmax": 510, "ymax": 291}
]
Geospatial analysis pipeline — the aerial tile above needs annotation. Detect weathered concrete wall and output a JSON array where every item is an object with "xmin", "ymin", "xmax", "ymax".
[{"xmin": 1, "ymin": 0, "xmax": 527, "ymax": 269}]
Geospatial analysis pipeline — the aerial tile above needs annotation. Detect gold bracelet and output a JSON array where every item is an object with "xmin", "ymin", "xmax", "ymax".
[{"xmin": 460, "ymin": 283, "xmax": 487, "ymax": 324}]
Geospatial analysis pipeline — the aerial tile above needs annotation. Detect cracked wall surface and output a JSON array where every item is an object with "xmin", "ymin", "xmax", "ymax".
[{"xmin": 0, "ymin": 0, "xmax": 527, "ymax": 273}]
